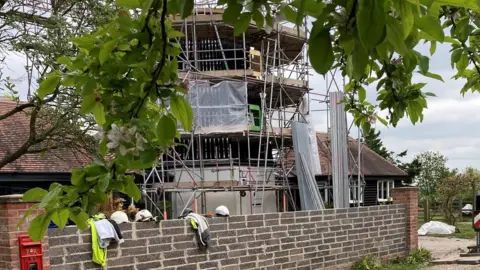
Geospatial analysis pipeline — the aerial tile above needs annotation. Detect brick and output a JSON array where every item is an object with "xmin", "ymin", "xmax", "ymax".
[
  {"xmin": 228, "ymin": 216, "xmax": 245, "ymax": 222},
  {"xmin": 199, "ymin": 261, "xmax": 219, "ymax": 268},
  {"xmin": 121, "ymin": 239, "xmax": 146, "ymax": 247},
  {"xmin": 52, "ymin": 264, "xmax": 81, "ymax": 270},
  {"xmin": 109, "ymin": 256, "xmax": 135, "ymax": 266},
  {"xmin": 247, "ymin": 221, "xmax": 264, "ymax": 227},
  {"xmin": 164, "ymin": 250, "xmax": 185, "ymax": 259},
  {"xmin": 121, "ymin": 247, "xmax": 147, "ymax": 256},
  {"xmin": 49, "ymin": 236, "xmax": 78, "ymax": 247},
  {"xmin": 229, "ymin": 222, "xmax": 246, "ymax": 229},
  {"xmin": 136, "ymin": 229, "xmax": 159, "ymax": 238},
  {"xmin": 149, "ymin": 236, "xmax": 173, "ymax": 245},
  {"xmin": 65, "ymin": 252, "xmax": 90, "ymax": 263},
  {"xmin": 236, "ymin": 228, "xmax": 254, "ymax": 236},
  {"xmin": 176, "ymin": 264, "xmax": 197, "ymax": 270},
  {"xmin": 136, "ymin": 261, "xmax": 161, "ymax": 270},
  {"xmin": 163, "ymin": 258, "xmax": 186, "ymax": 267},
  {"xmin": 50, "ymin": 256, "xmax": 63, "ymax": 265},
  {"xmin": 228, "ymin": 249, "xmax": 247, "ymax": 257},
  {"xmin": 186, "ymin": 254, "xmax": 207, "ymax": 263},
  {"xmin": 161, "ymin": 227, "xmax": 185, "ymax": 235},
  {"xmin": 221, "ymin": 258, "xmax": 239, "ymax": 266},
  {"xmin": 148, "ymin": 244, "xmax": 172, "ymax": 253}
]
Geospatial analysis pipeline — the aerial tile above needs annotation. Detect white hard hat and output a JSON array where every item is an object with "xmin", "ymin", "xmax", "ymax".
[
  {"xmin": 135, "ymin": 209, "xmax": 153, "ymax": 222},
  {"xmin": 215, "ymin": 205, "xmax": 230, "ymax": 217},
  {"xmin": 110, "ymin": 211, "xmax": 129, "ymax": 224}
]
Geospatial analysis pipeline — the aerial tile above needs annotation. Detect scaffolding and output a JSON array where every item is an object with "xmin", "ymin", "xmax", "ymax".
[
  {"xmin": 141, "ymin": 1, "xmax": 313, "ymax": 219},
  {"xmin": 311, "ymin": 70, "xmax": 366, "ymax": 208}
]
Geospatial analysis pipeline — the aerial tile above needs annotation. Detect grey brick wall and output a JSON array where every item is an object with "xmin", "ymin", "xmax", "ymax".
[{"xmin": 48, "ymin": 205, "xmax": 407, "ymax": 270}]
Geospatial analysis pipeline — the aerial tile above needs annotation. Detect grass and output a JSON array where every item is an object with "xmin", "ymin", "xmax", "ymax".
[
  {"xmin": 352, "ymin": 248, "xmax": 432, "ymax": 270},
  {"xmin": 417, "ymin": 214, "xmax": 476, "ymax": 239}
]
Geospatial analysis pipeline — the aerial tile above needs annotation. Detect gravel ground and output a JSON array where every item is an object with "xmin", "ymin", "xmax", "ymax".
[
  {"xmin": 419, "ymin": 236, "xmax": 473, "ymax": 260},
  {"xmin": 419, "ymin": 236, "xmax": 478, "ymax": 269}
]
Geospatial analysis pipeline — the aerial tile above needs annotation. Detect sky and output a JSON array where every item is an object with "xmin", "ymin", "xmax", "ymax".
[
  {"xmin": 1, "ymin": 34, "xmax": 478, "ymax": 171},
  {"xmin": 309, "ymin": 42, "xmax": 479, "ymax": 170}
]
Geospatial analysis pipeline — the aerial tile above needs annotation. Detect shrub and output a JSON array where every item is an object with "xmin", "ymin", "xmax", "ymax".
[
  {"xmin": 406, "ymin": 248, "xmax": 431, "ymax": 264},
  {"xmin": 351, "ymin": 255, "xmax": 382, "ymax": 270}
]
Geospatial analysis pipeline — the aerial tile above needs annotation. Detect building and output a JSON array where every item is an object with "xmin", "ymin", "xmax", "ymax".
[
  {"xmin": 141, "ymin": 4, "xmax": 312, "ymax": 218},
  {"xmin": 285, "ymin": 132, "xmax": 407, "ymax": 208},
  {"xmin": 0, "ymin": 99, "xmax": 91, "ymax": 194}
]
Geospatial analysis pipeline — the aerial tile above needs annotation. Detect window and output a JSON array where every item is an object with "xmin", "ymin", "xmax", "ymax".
[
  {"xmin": 378, "ymin": 180, "xmax": 395, "ymax": 202},
  {"xmin": 349, "ymin": 184, "xmax": 364, "ymax": 204}
]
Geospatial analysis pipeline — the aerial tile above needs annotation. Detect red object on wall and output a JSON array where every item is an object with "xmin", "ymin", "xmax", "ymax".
[{"xmin": 18, "ymin": 235, "xmax": 43, "ymax": 270}]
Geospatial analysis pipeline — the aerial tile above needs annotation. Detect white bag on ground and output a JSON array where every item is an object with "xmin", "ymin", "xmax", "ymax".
[{"xmin": 418, "ymin": 221, "xmax": 456, "ymax": 236}]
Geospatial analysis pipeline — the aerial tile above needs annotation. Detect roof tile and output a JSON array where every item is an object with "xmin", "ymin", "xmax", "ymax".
[{"xmin": 0, "ymin": 99, "xmax": 91, "ymax": 173}]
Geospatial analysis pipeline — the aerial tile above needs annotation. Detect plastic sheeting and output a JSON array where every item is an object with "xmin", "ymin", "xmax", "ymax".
[
  {"xmin": 300, "ymin": 95, "xmax": 321, "ymax": 176},
  {"xmin": 418, "ymin": 221, "xmax": 456, "ymax": 236},
  {"xmin": 186, "ymin": 81, "xmax": 248, "ymax": 134},
  {"xmin": 292, "ymin": 121, "xmax": 325, "ymax": 211}
]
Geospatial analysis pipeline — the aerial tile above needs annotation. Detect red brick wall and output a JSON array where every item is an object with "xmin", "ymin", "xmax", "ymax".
[
  {"xmin": 392, "ymin": 187, "xmax": 419, "ymax": 252},
  {"xmin": 0, "ymin": 195, "xmax": 50, "ymax": 270}
]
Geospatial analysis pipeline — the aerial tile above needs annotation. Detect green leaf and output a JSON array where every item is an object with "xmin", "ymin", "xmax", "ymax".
[
  {"xmin": 416, "ymin": 53, "xmax": 430, "ymax": 73},
  {"xmin": 116, "ymin": 0, "xmax": 141, "ymax": 9},
  {"xmin": 347, "ymin": 43, "xmax": 368, "ymax": 80},
  {"xmin": 429, "ymin": 41, "xmax": 436, "ymax": 55},
  {"xmin": 23, "ymin": 188, "xmax": 48, "ymax": 202},
  {"xmin": 69, "ymin": 208, "xmax": 89, "ymax": 231},
  {"xmin": 124, "ymin": 175, "xmax": 141, "ymax": 201},
  {"xmin": 180, "ymin": 0, "xmax": 194, "ymax": 18},
  {"xmin": 97, "ymin": 174, "xmax": 110, "ymax": 192},
  {"xmin": 358, "ymin": 88, "xmax": 366, "ymax": 102},
  {"xmin": 414, "ymin": 15, "xmax": 444, "ymax": 42},
  {"xmin": 451, "ymin": 49, "xmax": 462, "ymax": 69},
  {"xmin": 94, "ymin": 103, "xmax": 106, "ymax": 126},
  {"xmin": 395, "ymin": 0, "xmax": 414, "ymax": 39},
  {"xmin": 356, "ymin": 0, "xmax": 386, "ymax": 48},
  {"xmin": 170, "ymin": 95, "xmax": 193, "ymax": 130},
  {"xmin": 157, "ymin": 115, "xmax": 177, "ymax": 141},
  {"xmin": 403, "ymin": 51, "xmax": 418, "ymax": 73},
  {"xmin": 282, "ymin": 5, "xmax": 297, "ymax": 24},
  {"xmin": 223, "ymin": 2, "xmax": 242, "ymax": 24},
  {"xmin": 252, "ymin": 9, "xmax": 264, "ymax": 29},
  {"xmin": 39, "ymin": 185, "xmax": 62, "ymax": 208},
  {"xmin": 99, "ymin": 40, "xmax": 116, "ymax": 65},
  {"xmin": 377, "ymin": 115, "xmax": 389, "ymax": 126},
  {"xmin": 80, "ymin": 93, "xmax": 97, "ymax": 114},
  {"xmin": 291, "ymin": 0, "xmax": 324, "ymax": 17},
  {"xmin": 308, "ymin": 25, "xmax": 334, "ymax": 74},
  {"xmin": 38, "ymin": 72, "xmax": 61, "ymax": 99},
  {"xmin": 71, "ymin": 169, "xmax": 85, "ymax": 186},
  {"xmin": 234, "ymin": 13, "xmax": 251, "ymax": 36},
  {"xmin": 51, "ymin": 209, "xmax": 69, "ymax": 230},
  {"xmin": 386, "ymin": 17, "xmax": 408, "ymax": 56},
  {"xmin": 28, "ymin": 213, "xmax": 52, "ymax": 241},
  {"xmin": 457, "ymin": 52, "xmax": 469, "ymax": 74},
  {"xmin": 57, "ymin": 56, "xmax": 72, "ymax": 67},
  {"xmin": 420, "ymin": 71, "xmax": 444, "ymax": 82},
  {"xmin": 424, "ymin": 92, "xmax": 437, "ymax": 97},
  {"xmin": 17, "ymin": 204, "xmax": 38, "ymax": 228}
]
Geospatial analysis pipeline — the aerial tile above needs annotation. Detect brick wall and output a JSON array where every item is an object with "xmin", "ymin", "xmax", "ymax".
[
  {"xmin": 0, "ymin": 195, "xmax": 50, "ymax": 270},
  {"xmin": 48, "ymin": 204, "xmax": 408, "ymax": 270},
  {"xmin": 392, "ymin": 187, "xmax": 419, "ymax": 251}
]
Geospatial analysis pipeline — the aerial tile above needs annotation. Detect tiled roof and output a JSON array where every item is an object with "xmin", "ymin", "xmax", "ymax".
[
  {"xmin": 285, "ymin": 132, "xmax": 407, "ymax": 177},
  {"xmin": 0, "ymin": 99, "xmax": 92, "ymax": 173}
]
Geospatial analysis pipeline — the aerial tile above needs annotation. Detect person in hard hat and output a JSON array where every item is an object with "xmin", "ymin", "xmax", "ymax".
[{"xmin": 214, "ymin": 205, "xmax": 230, "ymax": 217}]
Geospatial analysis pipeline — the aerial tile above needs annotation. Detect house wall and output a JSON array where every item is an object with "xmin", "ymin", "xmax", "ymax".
[
  {"xmin": 171, "ymin": 166, "xmax": 278, "ymax": 217},
  {"xmin": 48, "ymin": 205, "xmax": 408, "ymax": 270},
  {"xmin": 364, "ymin": 178, "xmax": 404, "ymax": 206}
]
